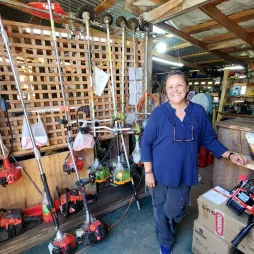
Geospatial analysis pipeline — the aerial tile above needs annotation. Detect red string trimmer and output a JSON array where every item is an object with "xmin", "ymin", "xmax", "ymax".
[{"xmin": 0, "ymin": 135, "xmax": 22, "ymax": 187}]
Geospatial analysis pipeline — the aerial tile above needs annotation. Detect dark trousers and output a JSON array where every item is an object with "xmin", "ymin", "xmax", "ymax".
[{"xmin": 150, "ymin": 182, "xmax": 191, "ymax": 248}]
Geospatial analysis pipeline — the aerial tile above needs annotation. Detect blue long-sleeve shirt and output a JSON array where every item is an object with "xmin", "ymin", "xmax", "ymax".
[{"xmin": 141, "ymin": 101, "xmax": 228, "ymax": 187}]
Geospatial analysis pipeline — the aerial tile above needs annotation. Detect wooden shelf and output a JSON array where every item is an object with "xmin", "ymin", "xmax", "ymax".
[
  {"xmin": 218, "ymin": 112, "xmax": 254, "ymax": 118},
  {"xmin": 229, "ymin": 95, "xmax": 254, "ymax": 98}
]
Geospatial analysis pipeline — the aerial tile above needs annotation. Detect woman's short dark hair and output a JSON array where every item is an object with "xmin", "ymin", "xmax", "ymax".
[{"xmin": 164, "ymin": 70, "xmax": 189, "ymax": 86}]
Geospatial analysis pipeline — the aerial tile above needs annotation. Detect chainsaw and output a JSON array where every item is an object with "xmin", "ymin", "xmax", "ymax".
[
  {"xmin": 0, "ymin": 209, "xmax": 41, "ymax": 242},
  {"xmin": 226, "ymin": 176, "xmax": 254, "ymax": 248},
  {"xmin": 56, "ymin": 186, "xmax": 97, "ymax": 218},
  {"xmin": 0, "ymin": 135, "xmax": 22, "ymax": 187},
  {"xmin": 227, "ymin": 176, "xmax": 254, "ymax": 216}
]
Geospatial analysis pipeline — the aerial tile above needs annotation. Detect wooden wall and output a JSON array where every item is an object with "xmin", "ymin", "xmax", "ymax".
[
  {"xmin": 0, "ymin": 20, "xmax": 144, "ymax": 157},
  {"xmin": 0, "ymin": 149, "xmax": 95, "ymax": 209}
]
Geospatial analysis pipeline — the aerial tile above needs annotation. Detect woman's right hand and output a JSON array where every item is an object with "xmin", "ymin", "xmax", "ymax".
[{"xmin": 145, "ymin": 173, "xmax": 156, "ymax": 188}]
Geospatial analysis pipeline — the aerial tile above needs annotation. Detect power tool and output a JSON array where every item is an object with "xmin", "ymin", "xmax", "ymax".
[
  {"xmin": 226, "ymin": 176, "xmax": 254, "ymax": 248},
  {"xmin": 0, "ymin": 135, "xmax": 22, "ymax": 187},
  {"xmin": 63, "ymin": 153, "xmax": 83, "ymax": 175},
  {"xmin": 56, "ymin": 186, "xmax": 97, "ymax": 218},
  {"xmin": 227, "ymin": 177, "xmax": 254, "ymax": 216},
  {"xmin": 0, "ymin": 209, "xmax": 41, "ymax": 242}
]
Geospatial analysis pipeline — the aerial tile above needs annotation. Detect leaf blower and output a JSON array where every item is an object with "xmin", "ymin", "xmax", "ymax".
[{"xmin": 56, "ymin": 186, "xmax": 97, "ymax": 218}]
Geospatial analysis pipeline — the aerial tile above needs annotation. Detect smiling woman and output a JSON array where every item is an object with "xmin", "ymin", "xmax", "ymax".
[{"xmin": 141, "ymin": 70, "xmax": 248, "ymax": 254}]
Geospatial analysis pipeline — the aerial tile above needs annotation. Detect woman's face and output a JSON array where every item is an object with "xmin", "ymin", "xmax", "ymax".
[{"xmin": 165, "ymin": 74, "xmax": 189, "ymax": 105}]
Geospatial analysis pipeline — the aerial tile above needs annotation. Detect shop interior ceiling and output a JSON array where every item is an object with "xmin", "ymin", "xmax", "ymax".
[{"xmin": 0, "ymin": 0, "xmax": 254, "ymax": 73}]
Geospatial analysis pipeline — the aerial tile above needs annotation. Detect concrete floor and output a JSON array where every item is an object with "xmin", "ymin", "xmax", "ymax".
[{"xmin": 23, "ymin": 165, "xmax": 213, "ymax": 254}]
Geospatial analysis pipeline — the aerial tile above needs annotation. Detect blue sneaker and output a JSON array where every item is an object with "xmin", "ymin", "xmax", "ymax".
[{"xmin": 160, "ymin": 246, "xmax": 172, "ymax": 254}]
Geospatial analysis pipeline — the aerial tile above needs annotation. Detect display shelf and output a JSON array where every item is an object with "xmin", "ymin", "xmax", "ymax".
[{"xmin": 218, "ymin": 112, "xmax": 254, "ymax": 118}]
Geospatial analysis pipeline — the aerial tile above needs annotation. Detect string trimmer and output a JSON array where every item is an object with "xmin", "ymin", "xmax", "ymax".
[
  {"xmin": 0, "ymin": 16, "xmax": 76, "ymax": 254},
  {"xmin": 46, "ymin": 1, "xmax": 105, "ymax": 246}
]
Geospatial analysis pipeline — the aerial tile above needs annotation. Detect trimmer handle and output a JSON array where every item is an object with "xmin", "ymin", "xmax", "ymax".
[{"xmin": 231, "ymin": 222, "xmax": 254, "ymax": 247}]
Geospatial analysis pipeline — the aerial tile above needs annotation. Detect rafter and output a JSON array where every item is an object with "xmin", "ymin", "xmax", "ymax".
[
  {"xmin": 181, "ymin": 51, "xmax": 209, "ymax": 59},
  {"xmin": 200, "ymin": 4, "xmax": 254, "ymax": 47},
  {"xmin": 208, "ymin": 39, "xmax": 246, "ymax": 50},
  {"xmin": 94, "ymin": 0, "xmax": 118, "ymax": 14},
  {"xmin": 153, "ymin": 51, "xmax": 203, "ymax": 70},
  {"xmin": 124, "ymin": 0, "xmax": 145, "ymax": 16},
  {"xmin": 166, "ymin": 42, "xmax": 192, "ymax": 51},
  {"xmin": 156, "ymin": 22, "xmax": 246, "ymax": 66},
  {"xmin": 140, "ymin": 0, "xmax": 215, "ymax": 24},
  {"xmin": 183, "ymin": 8, "xmax": 254, "ymax": 34}
]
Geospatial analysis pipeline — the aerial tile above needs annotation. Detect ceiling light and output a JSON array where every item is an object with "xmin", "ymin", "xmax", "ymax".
[
  {"xmin": 224, "ymin": 65, "xmax": 244, "ymax": 70},
  {"xmin": 155, "ymin": 42, "xmax": 167, "ymax": 53},
  {"xmin": 152, "ymin": 56, "xmax": 184, "ymax": 67}
]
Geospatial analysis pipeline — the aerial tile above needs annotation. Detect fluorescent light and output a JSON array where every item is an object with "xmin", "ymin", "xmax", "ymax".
[
  {"xmin": 152, "ymin": 56, "xmax": 183, "ymax": 67},
  {"xmin": 224, "ymin": 65, "xmax": 244, "ymax": 70},
  {"xmin": 155, "ymin": 42, "xmax": 167, "ymax": 53},
  {"xmin": 153, "ymin": 25, "xmax": 167, "ymax": 35}
]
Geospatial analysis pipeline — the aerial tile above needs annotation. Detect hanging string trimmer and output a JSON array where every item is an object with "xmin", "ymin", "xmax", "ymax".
[
  {"xmin": 127, "ymin": 17, "xmax": 142, "ymax": 164},
  {"xmin": 0, "ymin": 16, "xmax": 76, "ymax": 254},
  {"xmin": 76, "ymin": 5, "xmax": 110, "ymax": 184},
  {"xmin": 46, "ymin": 1, "xmax": 105, "ymax": 246},
  {"xmin": 102, "ymin": 13, "xmax": 141, "ymax": 210}
]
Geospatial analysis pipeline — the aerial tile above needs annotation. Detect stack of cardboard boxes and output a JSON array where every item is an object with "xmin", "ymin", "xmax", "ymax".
[{"xmin": 192, "ymin": 186, "xmax": 254, "ymax": 254}]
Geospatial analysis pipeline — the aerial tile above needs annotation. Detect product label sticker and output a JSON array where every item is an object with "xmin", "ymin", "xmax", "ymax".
[{"xmin": 215, "ymin": 209, "xmax": 225, "ymax": 238}]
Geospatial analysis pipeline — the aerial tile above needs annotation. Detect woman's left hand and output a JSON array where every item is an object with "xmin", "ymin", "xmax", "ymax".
[{"xmin": 230, "ymin": 154, "xmax": 248, "ymax": 166}]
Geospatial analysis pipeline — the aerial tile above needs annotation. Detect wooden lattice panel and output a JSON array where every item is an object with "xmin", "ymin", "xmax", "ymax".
[{"xmin": 0, "ymin": 20, "xmax": 144, "ymax": 156}]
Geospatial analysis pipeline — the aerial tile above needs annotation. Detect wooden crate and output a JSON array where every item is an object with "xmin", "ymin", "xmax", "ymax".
[
  {"xmin": 213, "ymin": 119, "xmax": 254, "ymax": 190},
  {"xmin": 0, "ymin": 20, "xmax": 144, "ymax": 156}
]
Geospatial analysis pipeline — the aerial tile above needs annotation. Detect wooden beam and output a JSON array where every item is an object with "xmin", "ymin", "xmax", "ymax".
[
  {"xmin": 181, "ymin": 51, "xmax": 209, "ymax": 59},
  {"xmin": 153, "ymin": 51, "xmax": 203, "ymax": 70},
  {"xmin": 200, "ymin": 4, "xmax": 254, "ymax": 47},
  {"xmin": 157, "ymin": 22, "xmax": 246, "ymax": 66},
  {"xmin": 124, "ymin": 0, "xmax": 145, "ymax": 16},
  {"xmin": 208, "ymin": 39, "xmax": 246, "ymax": 50},
  {"xmin": 149, "ymin": 0, "xmax": 167, "ymax": 5},
  {"xmin": 140, "ymin": 0, "xmax": 215, "ymax": 24},
  {"xmin": 195, "ymin": 59, "xmax": 224, "ymax": 64},
  {"xmin": 167, "ymin": 42, "xmax": 191, "ymax": 51},
  {"xmin": 183, "ymin": 8, "xmax": 254, "ymax": 34},
  {"xmin": 94, "ymin": 0, "xmax": 118, "ymax": 14}
]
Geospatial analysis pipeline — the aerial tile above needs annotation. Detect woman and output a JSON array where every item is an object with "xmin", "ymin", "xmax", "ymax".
[{"xmin": 141, "ymin": 70, "xmax": 247, "ymax": 254}]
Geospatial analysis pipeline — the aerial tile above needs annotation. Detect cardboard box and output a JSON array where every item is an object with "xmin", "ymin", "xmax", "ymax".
[
  {"xmin": 197, "ymin": 186, "xmax": 254, "ymax": 254},
  {"xmin": 192, "ymin": 220, "xmax": 239, "ymax": 254}
]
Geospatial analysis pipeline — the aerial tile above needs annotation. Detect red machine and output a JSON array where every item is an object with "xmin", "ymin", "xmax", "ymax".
[
  {"xmin": 227, "ymin": 176, "xmax": 254, "ymax": 216},
  {"xmin": 0, "ymin": 136, "xmax": 22, "ymax": 187},
  {"xmin": 27, "ymin": 2, "xmax": 66, "ymax": 19},
  {"xmin": 56, "ymin": 186, "xmax": 97, "ymax": 218},
  {"xmin": 52, "ymin": 234, "xmax": 76, "ymax": 254},
  {"xmin": 0, "ymin": 209, "xmax": 41, "ymax": 242},
  {"xmin": 227, "ymin": 176, "xmax": 254, "ymax": 248},
  {"xmin": 63, "ymin": 153, "xmax": 83, "ymax": 174}
]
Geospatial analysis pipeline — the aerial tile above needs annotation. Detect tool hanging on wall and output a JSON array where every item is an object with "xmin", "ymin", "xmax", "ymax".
[
  {"xmin": 46, "ymin": 1, "xmax": 105, "ymax": 246},
  {"xmin": 0, "ymin": 16, "xmax": 76, "ymax": 254},
  {"xmin": 139, "ymin": 21, "xmax": 150, "ymax": 128},
  {"xmin": 127, "ymin": 17, "xmax": 142, "ymax": 164},
  {"xmin": 102, "ymin": 13, "xmax": 141, "ymax": 210},
  {"xmin": 76, "ymin": 5, "xmax": 110, "ymax": 184},
  {"xmin": 0, "ymin": 135, "xmax": 22, "ymax": 187},
  {"xmin": 116, "ymin": 16, "xmax": 127, "ymax": 128}
]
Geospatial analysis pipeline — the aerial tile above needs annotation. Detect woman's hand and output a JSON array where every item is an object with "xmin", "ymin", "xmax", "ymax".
[
  {"xmin": 230, "ymin": 153, "xmax": 248, "ymax": 166},
  {"xmin": 145, "ymin": 173, "xmax": 156, "ymax": 188}
]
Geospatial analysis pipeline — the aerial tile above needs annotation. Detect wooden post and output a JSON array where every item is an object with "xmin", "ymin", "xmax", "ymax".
[{"xmin": 217, "ymin": 69, "xmax": 229, "ymax": 122}]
